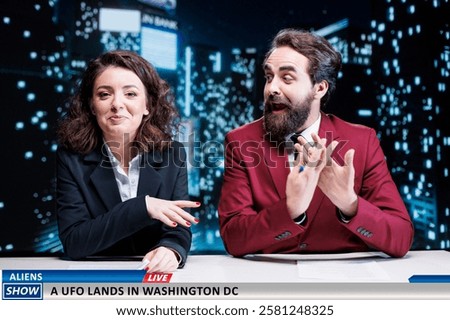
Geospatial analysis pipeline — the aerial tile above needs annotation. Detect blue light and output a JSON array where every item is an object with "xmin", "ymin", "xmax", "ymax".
[
  {"xmin": 402, "ymin": 142, "xmax": 408, "ymax": 152},
  {"xmin": 27, "ymin": 93, "xmax": 36, "ymax": 102},
  {"xmin": 358, "ymin": 109, "xmax": 372, "ymax": 117},
  {"xmin": 24, "ymin": 151, "xmax": 33, "ymax": 159},
  {"xmin": 388, "ymin": 7, "xmax": 395, "ymax": 21},
  {"xmin": 17, "ymin": 80, "xmax": 26, "ymax": 89}
]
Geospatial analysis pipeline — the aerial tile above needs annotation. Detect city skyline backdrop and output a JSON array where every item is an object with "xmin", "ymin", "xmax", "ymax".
[{"xmin": 0, "ymin": 0, "xmax": 448, "ymax": 255}]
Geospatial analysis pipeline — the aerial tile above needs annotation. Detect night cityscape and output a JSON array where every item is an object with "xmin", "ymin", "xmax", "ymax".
[{"xmin": 0, "ymin": 0, "xmax": 448, "ymax": 255}]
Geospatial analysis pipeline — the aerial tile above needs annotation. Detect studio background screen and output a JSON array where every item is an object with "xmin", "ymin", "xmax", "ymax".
[{"xmin": 0, "ymin": 0, "xmax": 449, "ymax": 256}]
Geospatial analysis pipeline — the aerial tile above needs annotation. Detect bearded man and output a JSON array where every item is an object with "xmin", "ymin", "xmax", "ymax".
[{"xmin": 218, "ymin": 29, "xmax": 414, "ymax": 258}]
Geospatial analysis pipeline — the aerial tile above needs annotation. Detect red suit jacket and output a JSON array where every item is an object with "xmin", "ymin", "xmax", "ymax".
[{"xmin": 218, "ymin": 113, "xmax": 414, "ymax": 258}]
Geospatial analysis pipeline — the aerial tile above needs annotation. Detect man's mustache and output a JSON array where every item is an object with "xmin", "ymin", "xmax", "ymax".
[{"xmin": 264, "ymin": 97, "xmax": 292, "ymax": 112}]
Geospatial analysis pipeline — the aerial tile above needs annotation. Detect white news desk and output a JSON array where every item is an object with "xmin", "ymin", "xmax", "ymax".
[
  {"xmin": 1, "ymin": 251, "xmax": 450, "ymax": 299},
  {"xmin": 1, "ymin": 250, "xmax": 449, "ymax": 283}
]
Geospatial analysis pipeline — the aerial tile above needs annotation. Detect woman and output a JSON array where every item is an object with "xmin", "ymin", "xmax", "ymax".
[{"xmin": 56, "ymin": 50, "xmax": 199, "ymax": 272}]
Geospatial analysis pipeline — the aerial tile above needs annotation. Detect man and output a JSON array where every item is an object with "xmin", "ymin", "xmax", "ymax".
[{"xmin": 218, "ymin": 29, "xmax": 414, "ymax": 258}]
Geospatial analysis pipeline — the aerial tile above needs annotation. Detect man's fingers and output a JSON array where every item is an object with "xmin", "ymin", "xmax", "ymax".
[
  {"xmin": 298, "ymin": 135, "xmax": 308, "ymax": 146},
  {"xmin": 326, "ymin": 140, "xmax": 339, "ymax": 166},
  {"xmin": 345, "ymin": 149, "xmax": 355, "ymax": 165}
]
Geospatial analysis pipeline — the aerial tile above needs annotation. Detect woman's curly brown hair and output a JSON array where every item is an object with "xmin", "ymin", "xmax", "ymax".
[{"xmin": 57, "ymin": 50, "xmax": 179, "ymax": 154}]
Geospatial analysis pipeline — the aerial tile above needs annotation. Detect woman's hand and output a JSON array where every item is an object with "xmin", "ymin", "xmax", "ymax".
[
  {"xmin": 145, "ymin": 196, "xmax": 200, "ymax": 227},
  {"xmin": 141, "ymin": 246, "xmax": 180, "ymax": 273}
]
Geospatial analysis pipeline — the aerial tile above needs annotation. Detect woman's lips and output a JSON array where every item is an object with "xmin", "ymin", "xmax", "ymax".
[{"xmin": 108, "ymin": 115, "xmax": 126, "ymax": 123}]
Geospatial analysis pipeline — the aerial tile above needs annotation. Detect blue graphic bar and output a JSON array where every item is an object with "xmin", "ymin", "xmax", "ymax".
[
  {"xmin": 2, "ymin": 270, "xmax": 147, "ymax": 283},
  {"xmin": 408, "ymin": 275, "xmax": 450, "ymax": 283}
]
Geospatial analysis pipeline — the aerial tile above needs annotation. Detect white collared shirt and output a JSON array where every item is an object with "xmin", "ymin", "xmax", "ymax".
[
  {"xmin": 287, "ymin": 113, "xmax": 322, "ymax": 170},
  {"xmin": 105, "ymin": 144, "xmax": 141, "ymax": 202}
]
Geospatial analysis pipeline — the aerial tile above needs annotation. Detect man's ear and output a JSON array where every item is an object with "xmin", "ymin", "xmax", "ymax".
[{"xmin": 314, "ymin": 80, "xmax": 329, "ymax": 99}]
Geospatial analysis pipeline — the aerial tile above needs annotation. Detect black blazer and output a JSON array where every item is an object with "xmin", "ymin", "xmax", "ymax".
[{"xmin": 56, "ymin": 141, "xmax": 191, "ymax": 266}]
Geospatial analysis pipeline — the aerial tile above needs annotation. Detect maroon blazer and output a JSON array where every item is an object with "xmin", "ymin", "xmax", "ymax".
[{"xmin": 218, "ymin": 113, "xmax": 414, "ymax": 258}]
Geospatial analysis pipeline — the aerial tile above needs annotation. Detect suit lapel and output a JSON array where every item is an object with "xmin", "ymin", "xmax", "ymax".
[
  {"xmin": 261, "ymin": 135, "xmax": 290, "ymax": 199},
  {"xmin": 137, "ymin": 150, "xmax": 163, "ymax": 197},
  {"xmin": 86, "ymin": 146, "xmax": 164, "ymax": 210},
  {"xmin": 86, "ymin": 148, "xmax": 122, "ymax": 211},
  {"xmin": 319, "ymin": 112, "xmax": 341, "ymax": 151}
]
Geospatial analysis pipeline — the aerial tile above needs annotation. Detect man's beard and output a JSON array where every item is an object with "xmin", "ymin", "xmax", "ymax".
[{"xmin": 263, "ymin": 93, "xmax": 314, "ymax": 146}]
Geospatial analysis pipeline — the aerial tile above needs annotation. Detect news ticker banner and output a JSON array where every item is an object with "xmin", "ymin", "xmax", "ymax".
[{"xmin": 2, "ymin": 270, "xmax": 450, "ymax": 300}]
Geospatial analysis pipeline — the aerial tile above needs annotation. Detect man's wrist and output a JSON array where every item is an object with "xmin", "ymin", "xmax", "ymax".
[
  {"xmin": 336, "ymin": 194, "xmax": 358, "ymax": 218},
  {"xmin": 293, "ymin": 212, "xmax": 307, "ymax": 225},
  {"xmin": 337, "ymin": 209, "xmax": 354, "ymax": 224}
]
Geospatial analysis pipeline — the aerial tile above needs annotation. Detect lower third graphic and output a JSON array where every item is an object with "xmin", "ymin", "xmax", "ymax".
[{"xmin": 2, "ymin": 283, "xmax": 43, "ymax": 300}]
